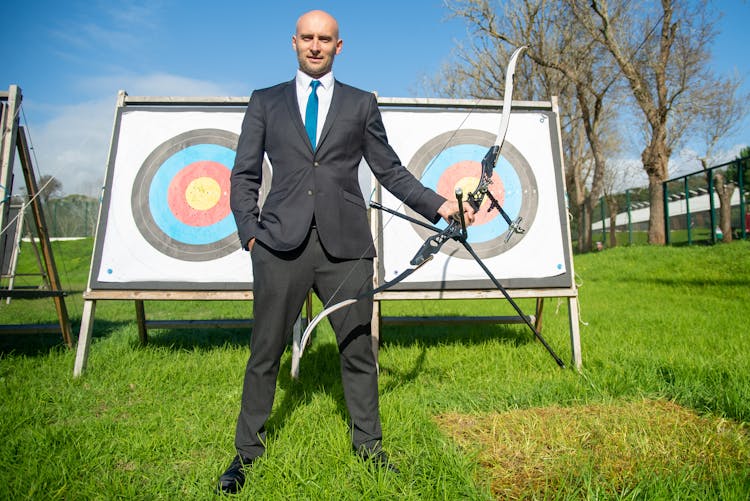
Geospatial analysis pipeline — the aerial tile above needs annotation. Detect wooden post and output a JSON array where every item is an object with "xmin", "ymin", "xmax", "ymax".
[
  {"xmin": 74, "ymin": 300, "xmax": 97, "ymax": 377},
  {"xmin": 134, "ymin": 300, "xmax": 148, "ymax": 345},
  {"xmin": 534, "ymin": 297, "xmax": 545, "ymax": 332},
  {"xmin": 568, "ymin": 296, "xmax": 582, "ymax": 370},
  {"xmin": 371, "ymin": 299, "xmax": 381, "ymax": 365},
  {"xmin": 16, "ymin": 127, "xmax": 73, "ymax": 346},
  {"xmin": 0, "ymin": 86, "xmax": 21, "ymax": 238}
]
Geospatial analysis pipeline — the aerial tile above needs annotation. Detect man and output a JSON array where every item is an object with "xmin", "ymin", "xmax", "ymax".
[{"xmin": 219, "ymin": 9, "xmax": 473, "ymax": 494}]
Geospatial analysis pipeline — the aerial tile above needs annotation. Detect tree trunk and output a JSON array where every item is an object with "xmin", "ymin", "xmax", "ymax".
[
  {"xmin": 646, "ymin": 174, "xmax": 666, "ymax": 244},
  {"xmin": 643, "ymin": 137, "xmax": 670, "ymax": 245},
  {"xmin": 713, "ymin": 172, "xmax": 735, "ymax": 243},
  {"xmin": 607, "ymin": 197, "xmax": 618, "ymax": 248},
  {"xmin": 577, "ymin": 208, "xmax": 586, "ymax": 254},
  {"xmin": 583, "ymin": 197, "xmax": 596, "ymax": 251}
]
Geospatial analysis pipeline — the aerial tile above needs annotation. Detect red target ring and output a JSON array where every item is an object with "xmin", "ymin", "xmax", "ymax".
[
  {"xmin": 435, "ymin": 160, "xmax": 505, "ymax": 226},
  {"xmin": 167, "ymin": 160, "xmax": 231, "ymax": 227}
]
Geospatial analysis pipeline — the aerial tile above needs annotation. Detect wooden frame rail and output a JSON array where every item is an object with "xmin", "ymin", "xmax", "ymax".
[{"xmin": 74, "ymin": 286, "xmax": 581, "ymax": 377}]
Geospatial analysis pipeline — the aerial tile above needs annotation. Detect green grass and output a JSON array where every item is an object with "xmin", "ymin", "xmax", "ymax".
[{"xmin": 1, "ymin": 239, "xmax": 749, "ymax": 499}]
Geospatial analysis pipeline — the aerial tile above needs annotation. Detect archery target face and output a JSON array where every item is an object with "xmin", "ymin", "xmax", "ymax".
[
  {"xmin": 406, "ymin": 129, "xmax": 538, "ymax": 260},
  {"xmin": 131, "ymin": 128, "xmax": 271, "ymax": 262}
]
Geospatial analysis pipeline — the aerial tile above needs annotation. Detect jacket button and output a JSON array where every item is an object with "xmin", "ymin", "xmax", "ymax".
[
  {"xmin": 314, "ymin": 161, "xmax": 320, "ymax": 167},
  {"xmin": 307, "ymin": 190, "xmax": 313, "ymax": 196}
]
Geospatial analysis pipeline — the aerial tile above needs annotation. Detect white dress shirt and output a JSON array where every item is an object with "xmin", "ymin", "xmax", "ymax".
[{"xmin": 296, "ymin": 70, "xmax": 335, "ymax": 148}]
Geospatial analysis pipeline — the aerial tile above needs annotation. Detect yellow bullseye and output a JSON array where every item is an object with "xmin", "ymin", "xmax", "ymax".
[
  {"xmin": 456, "ymin": 176, "xmax": 480, "ymax": 200},
  {"xmin": 185, "ymin": 177, "xmax": 221, "ymax": 210}
]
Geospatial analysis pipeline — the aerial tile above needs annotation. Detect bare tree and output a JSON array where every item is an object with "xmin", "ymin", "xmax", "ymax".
[
  {"xmin": 691, "ymin": 75, "xmax": 750, "ymax": 243},
  {"xmin": 37, "ymin": 175, "xmax": 63, "ymax": 203},
  {"xmin": 566, "ymin": 0, "xmax": 724, "ymax": 244},
  {"xmin": 440, "ymin": 0, "xmax": 625, "ymax": 252},
  {"xmin": 521, "ymin": 2, "xmax": 624, "ymax": 252}
]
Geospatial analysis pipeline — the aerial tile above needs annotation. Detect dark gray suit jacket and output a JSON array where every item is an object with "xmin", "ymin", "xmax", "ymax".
[{"xmin": 230, "ymin": 78, "xmax": 445, "ymax": 259}]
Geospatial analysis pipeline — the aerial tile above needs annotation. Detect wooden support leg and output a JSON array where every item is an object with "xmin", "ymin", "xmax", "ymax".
[
  {"xmin": 568, "ymin": 296, "xmax": 582, "ymax": 370},
  {"xmin": 73, "ymin": 300, "xmax": 96, "ymax": 377},
  {"xmin": 134, "ymin": 300, "xmax": 148, "ymax": 345},
  {"xmin": 371, "ymin": 299, "xmax": 381, "ymax": 371},
  {"xmin": 53, "ymin": 294, "xmax": 73, "ymax": 348},
  {"xmin": 534, "ymin": 297, "xmax": 545, "ymax": 332}
]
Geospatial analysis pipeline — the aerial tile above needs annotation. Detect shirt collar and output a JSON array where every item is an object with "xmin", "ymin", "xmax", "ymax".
[{"xmin": 296, "ymin": 70, "xmax": 334, "ymax": 91}]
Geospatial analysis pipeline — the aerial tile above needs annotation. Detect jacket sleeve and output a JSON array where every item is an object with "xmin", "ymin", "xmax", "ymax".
[
  {"xmin": 230, "ymin": 91, "xmax": 266, "ymax": 250},
  {"xmin": 360, "ymin": 93, "xmax": 445, "ymax": 223}
]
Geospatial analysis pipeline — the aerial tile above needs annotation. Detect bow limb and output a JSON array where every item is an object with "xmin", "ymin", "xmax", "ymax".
[
  {"xmin": 467, "ymin": 45, "xmax": 527, "ymax": 213},
  {"xmin": 496, "ymin": 45, "xmax": 527, "ymax": 150},
  {"xmin": 298, "ymin": 298, "xmax": 358, "ymax": 355},
  {"xmin": 296, "ymin": 257, "xmax": 432, "ymax": 360}
]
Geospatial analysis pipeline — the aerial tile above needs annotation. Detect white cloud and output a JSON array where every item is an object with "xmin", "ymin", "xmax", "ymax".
[
  {"xmin": 608, "ymin": 142, "xmax": 747, "ymax": 193},
  {"xmin": 18, "ymin": 73, "xmax": 241, "ymax": 197},
  {"xmin": 82, "ymin": 72, "xmax": 242, "ymax": 97}
]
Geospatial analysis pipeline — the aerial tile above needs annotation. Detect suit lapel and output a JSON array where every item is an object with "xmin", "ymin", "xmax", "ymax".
[
  {"xmin": 315, "ymin": 80, "xmax": 343, "ymax": 154},
  {"xmin": 283, "ymin": 80, "xmax": 314, "ymax": 152}
]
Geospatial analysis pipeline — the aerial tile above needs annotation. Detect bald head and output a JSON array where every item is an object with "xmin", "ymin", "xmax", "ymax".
[
  {"xmin": 292, "ymin": 10, "xmax": 343, "ymax": 78},
  {"xmin": 296, "ymin": 10, "xmax": 339, "ymax": 39}
]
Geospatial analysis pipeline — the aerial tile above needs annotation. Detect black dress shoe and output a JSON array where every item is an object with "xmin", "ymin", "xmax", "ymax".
[
  {"xmin": 359, "ymin": 449, "xmax": 400, "ymax": 474},
  {"xmin": 217, "ymin": 455, "xmax": 254, "ymax": 494}
]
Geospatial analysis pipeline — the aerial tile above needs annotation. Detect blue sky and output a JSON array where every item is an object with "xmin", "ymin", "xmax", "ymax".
[{"xmin": 3, "ymin": 0, "xmax": 749, "ymax": 196}]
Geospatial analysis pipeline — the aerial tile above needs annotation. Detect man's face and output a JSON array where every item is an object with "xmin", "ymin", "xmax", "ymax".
[{"xmin": 292, "ymin": 11, "xmax": 343, "ymax": 79}]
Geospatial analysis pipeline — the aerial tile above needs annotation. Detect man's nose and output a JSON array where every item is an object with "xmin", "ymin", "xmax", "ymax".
[{"xmin": 310, "ymin": 38, "xmax": 320, "ymax": 52}]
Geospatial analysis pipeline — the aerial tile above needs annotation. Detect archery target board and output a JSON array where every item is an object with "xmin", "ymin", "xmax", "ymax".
[
  {"xmin": 89, "ymin": 105, "xmax": 271, "ymax": 290},
  {"xmin": 374, "ymin": 106, "xmax": 572, "ymax": 290}
]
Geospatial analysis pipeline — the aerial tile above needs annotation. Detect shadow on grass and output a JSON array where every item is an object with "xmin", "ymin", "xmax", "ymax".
[
  {"xmin": 144, "ymin": 327, "xmax": 250, "ymax": 350},
  {"xmin": 267, "ymin": 323, "xmax": 536, "ymax": 436},
  {"xmin": 616, "ymin": 276, "xmax": 749, "ymax": 288},
  {"xmin": 139, "ymin": 318, "xmax": 534, "ymax": 353},
  {"xmin": 0, "ymin": 318, "xmax": 130, "ymax": 357},
  {"xmin": 271, "ymin": 342, "xmax": 350, "ymax": 433},
  {"xmin": 139, "ymin": 323, "xmax": 540, "ymax": 447},
  {"xmin": 381, "ymin": 322, "xmax": 534, "ymax": 349}
]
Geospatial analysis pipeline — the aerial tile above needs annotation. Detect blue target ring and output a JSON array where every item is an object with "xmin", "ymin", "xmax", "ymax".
[
  {"xmin": 405, "ymin": 129, "xmax": 538, "ymax": 259},
  {"xmin": 131, "ymin": 129, "xmax": 241, "ymax": 262},
  {"xmin": 148, "ymin": 144, "xmax": 236, "ymax": 245},
  {"xmin": 422, "ymin": 144, "xmax": 524, "ymax": 244}
]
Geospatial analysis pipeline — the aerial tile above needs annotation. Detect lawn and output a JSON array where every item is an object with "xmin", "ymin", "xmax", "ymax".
[{"xmin": 1, "ymin": 239, "xmax": 749, "ymax": 499}]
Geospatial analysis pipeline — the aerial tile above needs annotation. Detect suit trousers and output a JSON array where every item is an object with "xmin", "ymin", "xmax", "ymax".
[{"xmin": 234, "ymin": 227, "xmax": 381, "ymax": 459}]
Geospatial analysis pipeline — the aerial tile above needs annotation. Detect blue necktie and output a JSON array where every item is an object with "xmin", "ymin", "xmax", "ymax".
[{"xmin": 305, "ymin": 80, "xmax": 321, "ymax": 150}]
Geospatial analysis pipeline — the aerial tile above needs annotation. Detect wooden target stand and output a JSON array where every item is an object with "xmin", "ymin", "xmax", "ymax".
[
  {"xmin": 0, "ymin": 85, "xmax": 73, "ymax": 346},
  {"xmin": 72, "ymin": 94, "xmax": 581, "ymax": 377}
]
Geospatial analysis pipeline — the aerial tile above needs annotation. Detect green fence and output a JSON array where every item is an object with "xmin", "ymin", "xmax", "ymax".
[
  {"xmin": 662, "ymin": 157, "xmax": 748, "ymax": 245},
  {"xmin": 24, "ymin": 195, "xmax": 99, "ymax": 238},
  {"xmin": 592, "ymin": 156, "xmax": 749, "ymax": 247},
  {"xmin": 44, "ymin": 197, "xmax": 99, "ymax": 238}
]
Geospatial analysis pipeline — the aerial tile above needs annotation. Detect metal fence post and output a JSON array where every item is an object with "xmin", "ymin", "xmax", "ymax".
[
  {"xmin": 739, "ymin": 159, "xmax": 747, "ymax": 240},
  {"xmin": 626, "ymin": 189, "xmax": 633, "ymax": 245},
  {"xmin": 663, "ymin": 181, "xmax": 671, "ymax": 245},
  {"xmin": 599, "ymin": 196, "xmax": 606, "ymax": 245},
  {"xmin": 708, "ymin": 170, "xmax": 716, "ymax": 244},
  {"xmin": 684, "ymin": 176, "xmax": 692, "ymax": 245}
]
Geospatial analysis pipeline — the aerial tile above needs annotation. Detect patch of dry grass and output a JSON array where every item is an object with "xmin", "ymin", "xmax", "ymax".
[{"xmin": 435, "ymin": 399, "xmax": 749, "ymax": 499}]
